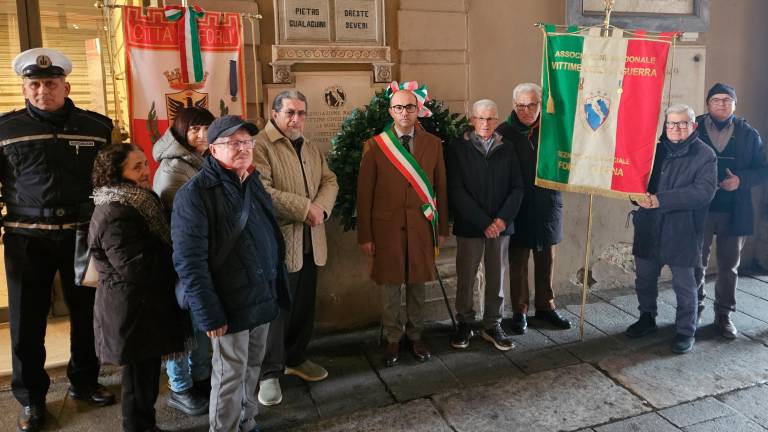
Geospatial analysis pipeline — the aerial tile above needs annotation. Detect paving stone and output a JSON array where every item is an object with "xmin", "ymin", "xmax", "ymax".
[
  {"xmin": 500, "ymin": 324, "xmax": 557, "ymax": 353},
  {"xmin": 719, "ymin": 384, "xmax": 768, "ymax": 428},
  {"xmin": 365, "ymin": 344, "xmax": 460, "ymax": 402},
  {"xmin": 433, "ymin": 341, "xmax": 524, "ymax": 386},
  {"xmin": 433, "ymin": 363, "xmax": 649, "ymax": 432},
  {"xmin": 682, "ymin": 414, "xmax": 765, "ymax": 432},
  {"xmin": 531, "ymin": 308, "xmax": 606, "ymax": 345},
  {"xmin": 658, "ymin": 397, "xmax": 737, "ymax": 427},
  {"xmin": 735, "ymin": 276, "xmax": 768, "ymax": 302},
  {"xmin": 565, "ymin": 296, "xmax": 638, "ymax": 336},
  {"xmin": 258, "ymin": 375, "xmax": 319, "ymax": 431},
  {"xmin": 305, "ymin": 399, "xmax": 452, "ymax": 432},
  {"xmin": 565, "ymin": 335, "xmax": 629, "ymax": 363},
  {"xmin": 593, "ymin": 412, "xmax": 680, "ymax": 431},
  {"xmin": 507, "ymin": 346, "xmax": 581, "ymax": 374},
  {"xmin": 309, "ymin": 353, "xmax": 393, "ymax": 419},
  {"xmin": 599, "ymin": 337, "xmax": 768, "ymax": 408},
  {"xmin": 733, "ymin": 291, "xmax": 768, "ymax": 323}
]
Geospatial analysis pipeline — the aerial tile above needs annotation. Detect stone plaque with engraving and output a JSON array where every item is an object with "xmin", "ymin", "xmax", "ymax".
[
  {"xmin": 335, "ymin": 0, "xmax": 379, "ymax": 43},
  {"xmin": 265, "ymin": 72, "xmax": 385, "ymax": 153},
  {"xmin": 279, "ymin": 0, "xmax": 332, "ymax": 42},
  {"xmin": 657, "ymin": 45, "xmax": 706, "ymax": 134}
]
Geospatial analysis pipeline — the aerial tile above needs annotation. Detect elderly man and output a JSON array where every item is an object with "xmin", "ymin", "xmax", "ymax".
[
  {"xmin": 694, "ymin": 83, "xmax": 768, "ymax": 339},
  {"xmin": 496, "ymin": 83, "xmax": 571, "ymax": 335},
  {"xmin": 447, "ymin": 99, "xmax": 522, "ymax": 351},
  {"xmin": 357, "ymin": 84, "xmax": 448, "ymax": 366},
  {"xmin": 252, "ymin": 90, "xmax": 338, "ymax": 406},
  {"xmin": 626, "ymin": 105, "xmax": 716, "ymax": 354},
  {"xmin": 172, "ymin": 115, "xmax": 288, "ymax": 432},
  {"xmin": 0, "ymin": 48, "xmax": 116, "ymax": 432}
]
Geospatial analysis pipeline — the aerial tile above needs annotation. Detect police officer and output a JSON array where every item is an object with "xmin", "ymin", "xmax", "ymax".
[{"xmin": 1, "ymin": 48, "xmax": 116, "ymax": 432}]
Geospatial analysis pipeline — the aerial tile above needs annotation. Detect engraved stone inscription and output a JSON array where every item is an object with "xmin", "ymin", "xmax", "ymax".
[
  {"xmin": 335, "ymin": 0, "xmax": 378, "ymax": 42},
  {"xmin": 583, "ymin": 0, "xmax": 694, "ymax": 15},
  {"xmin": 282, "ymin": 0, "xmax": 331, "ymax": 42}
]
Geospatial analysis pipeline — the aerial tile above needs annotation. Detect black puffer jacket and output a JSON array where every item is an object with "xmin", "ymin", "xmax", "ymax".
[
  {"xmin": 632, "ymin": 131, "xmax": 717, "ymax": 267},
  {"xmin": 446, "ymin": 131, "xmax": 523, "ymax": 237},
  {"xmin": 497, "ymin": 113, "xmax": 563, "ymax": 250},
  {"xmin": 0, "ymin": 99, "xmax": 112, "ymax": 235},
  {"xmin": 89, "ymin": 198, "xmax": 186, "ymax": 365}
]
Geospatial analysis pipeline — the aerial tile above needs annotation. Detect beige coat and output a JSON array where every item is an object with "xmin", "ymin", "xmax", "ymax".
[
  {"xmin": 253, "ymin": 121, "xmax": 339, "ymax": 272},
  {"xmin": 356, "ymin": 128, "xmax": 449, "ymax": 284}
]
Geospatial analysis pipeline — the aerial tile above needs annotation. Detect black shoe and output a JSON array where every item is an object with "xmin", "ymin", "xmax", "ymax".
[
  {"xmin": 450, "ymin": 323, "xmax": 472, "ymax": 349},
  {"xmin": 715, "ymin": 314, "xmax": 738, "ymax": 339},
  {"xmin": 625, "ymin": 312, "xmax": 657, "ymax": 338},
  {"xmin": 535, "ymin": 309, "xmax": 572, "ymax": 329},
  {"xmin": 17, "ymin": 405, "xmax": 45, "ymax": 432},
  {"xmin": 480, "ymin": 323, "xmax": 515, "ymax": 351},
  {"xmin": 167, "ymin": 389, "xmax": 209, "ymax": 416},
  {"xmin": 671, "ymin": 333, "xmax": 695, "ymax": 354},
  {"xmin": 510, "ymin": 313, "xmax": 528, "ymax": 334},
  {"xmin": 68, "ymin": 384, "xmax": 116, "ymax": 407}
]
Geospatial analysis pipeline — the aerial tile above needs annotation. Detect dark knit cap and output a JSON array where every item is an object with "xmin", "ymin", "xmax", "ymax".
[{"xmin": 707, "ymin": 83, "xmax": 737, "ymax": 102}]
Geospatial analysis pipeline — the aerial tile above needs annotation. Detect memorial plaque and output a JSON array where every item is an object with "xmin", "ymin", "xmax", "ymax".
[
  {"xmin": 583, "ymin": 0, "xmax": 694, "ymax": 15},
  {"xmin": 657, "ymin": 45, "xmax": 706, "ymax": 135},
  {"xmin": 335, "ymin": 0, "xmax": 379, "ymax": 43},
  {"xmin": 266, "ymin": 72, "xmax": 385, "ymax": 153},
  {"xmin": 280, "ymin": 0, "xmax": 332, "ymax": 42}
]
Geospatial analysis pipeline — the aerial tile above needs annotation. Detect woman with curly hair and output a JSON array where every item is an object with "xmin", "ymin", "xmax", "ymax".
[
  {"xmin": 89, "ymin": 143, "xmax": 187, "ymax": 432},
  {"xmin": 152, "ymin": 107, "xmax": 215, "ymax": 415}
]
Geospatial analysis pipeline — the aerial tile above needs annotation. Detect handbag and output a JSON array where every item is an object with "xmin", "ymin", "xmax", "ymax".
[{"xmin": 74, "ymin": 227, "xmax": 99, "ymax": 288}]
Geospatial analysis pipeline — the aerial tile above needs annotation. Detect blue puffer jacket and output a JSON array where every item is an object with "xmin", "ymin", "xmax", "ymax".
[
  {"xmin": 171, "ymin": 155, "xmax": 290, "ymax": 334},
  {"xmin": 632, "ymin": 130, "xmax": 717, "ymax": 267}
]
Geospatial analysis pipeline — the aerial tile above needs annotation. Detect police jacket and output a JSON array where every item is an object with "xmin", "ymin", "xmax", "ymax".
[
  {"xmin": 0, "ymin": 98, "xmax": 113, "ymax": 235},
  {"xmin": 171, "ymin": 155, "xmax": 290, "ymax": 334}
]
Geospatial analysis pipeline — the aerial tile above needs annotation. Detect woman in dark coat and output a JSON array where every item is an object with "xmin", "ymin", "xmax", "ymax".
[{"xmin": 89, "ymin": 143, "xmax": 186, "ymax": 432}]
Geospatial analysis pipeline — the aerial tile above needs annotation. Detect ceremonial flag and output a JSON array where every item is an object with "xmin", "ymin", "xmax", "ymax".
[
  {"xmin": 537, "ymin": 25, "xmax": 674, "ymax": 198},
  {"xmin": 124, "ymin": 6, "xmax": 246, "ymax": 174}
]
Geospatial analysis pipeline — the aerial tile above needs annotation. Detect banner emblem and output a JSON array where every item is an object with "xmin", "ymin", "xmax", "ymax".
[{"xmin": 583, "ymin": 94, "xmax": 610, "ymax": 131}]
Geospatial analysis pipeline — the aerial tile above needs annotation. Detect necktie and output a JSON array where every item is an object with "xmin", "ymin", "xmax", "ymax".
[{"xmin": 400, "ymin": 135, "xmax": 411, "ymax": 153}]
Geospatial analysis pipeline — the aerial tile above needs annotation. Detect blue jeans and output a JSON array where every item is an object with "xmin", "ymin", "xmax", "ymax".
[
  {"xmin": 165, "ymin": 328, "xmax": 211, "ymax": 393},
  {"xmin": 634, "ymin": 256, "xmax": 698, "ymax": 337}
]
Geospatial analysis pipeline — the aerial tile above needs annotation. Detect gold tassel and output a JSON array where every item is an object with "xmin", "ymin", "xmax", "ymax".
[{"xmin": 546, "ymin": 94, "xmax": 555, "ymax": 114}]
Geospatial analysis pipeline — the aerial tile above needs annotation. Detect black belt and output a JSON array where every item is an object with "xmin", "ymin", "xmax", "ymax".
[{"xmin": 5, "ymin": 202, "xmax": 94, "ymax": 219}]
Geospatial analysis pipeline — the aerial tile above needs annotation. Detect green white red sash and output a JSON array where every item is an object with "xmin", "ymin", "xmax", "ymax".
[
  {"xmin": 165, "ymin": 5, "xmax": 206, "ymax": 83},
  {"xmin": 373, "ymin": 128, "xmax": 440, "ymax": 255}
]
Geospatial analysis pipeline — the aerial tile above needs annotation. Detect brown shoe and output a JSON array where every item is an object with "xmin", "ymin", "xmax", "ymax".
[
  {"xmin": 383, "ymin": 342, "xmax": 399, "ymax": 367},
  {"xmin": 411, "ymin": 339, "xmax": 431, "ymax": 362}
]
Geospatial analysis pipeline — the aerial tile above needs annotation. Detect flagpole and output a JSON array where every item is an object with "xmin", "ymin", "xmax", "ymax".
[{"xmin": 578, "ymin": 0, "xmax": 614, "ymax": 342}]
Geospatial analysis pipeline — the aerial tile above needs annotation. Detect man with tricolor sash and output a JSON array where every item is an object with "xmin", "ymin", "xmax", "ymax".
[{"xmin": 356, "ymin": 81, "xmax": 448, "ymax": 367}]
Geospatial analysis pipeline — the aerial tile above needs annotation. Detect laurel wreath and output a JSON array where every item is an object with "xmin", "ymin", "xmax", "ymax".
[{"xmin": 328, "ymin": 88, "xmax": 470, "ymax": 231}]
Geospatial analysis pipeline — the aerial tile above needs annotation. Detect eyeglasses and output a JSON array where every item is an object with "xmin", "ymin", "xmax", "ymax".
[
  {"xmin": 709, "ymin": 97, "xmax": 734, "ymax": 106},
  {"xmin": 214, "ymin": 139, "xmax": 254, "ymax": 149},
  {"xmin": 514, "ymin": 102, "xmax": 540, "ymax": 111},
  {"xmin": 280, "ymin": 110, "xmax": 308, "ymax": 118},
  {"xmin": 473, "ymin": 116, "xmax": 498, "ymax": 123},
  {"xmin": 665, "ymin": 120, "xmax": 691, "ymax": 129},
  {"xmin": 390, "ymin": 104, "xmax": 418, "ymax": 114}
]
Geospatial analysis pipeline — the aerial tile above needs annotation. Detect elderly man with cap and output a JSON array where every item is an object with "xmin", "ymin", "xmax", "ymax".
[
  {"xmin": 0, "ymin": 48, "xmax": 116, "ymax": 431},
  {"xmin": 694, "ymin": 83, "xmax": 768, "ymax": 339},
  {"xmin": 172, "ymin": 115, "xmax": 289, "ymax": 432}
]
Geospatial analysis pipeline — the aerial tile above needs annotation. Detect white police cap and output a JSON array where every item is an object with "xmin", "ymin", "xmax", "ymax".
[{"xmin": 12, "ymin": 48, "xmax": 72, "ymax": 78}]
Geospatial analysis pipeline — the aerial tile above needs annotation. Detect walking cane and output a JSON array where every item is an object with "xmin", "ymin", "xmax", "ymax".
[{"xmin": 435, "ymin": 262, "xmax": 457, "ymax": 331}]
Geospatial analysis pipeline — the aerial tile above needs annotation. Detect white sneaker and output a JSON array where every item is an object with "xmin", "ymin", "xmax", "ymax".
[{"xmin": 257, "ymin": 378, "xmax": 282, "ymax": 406}]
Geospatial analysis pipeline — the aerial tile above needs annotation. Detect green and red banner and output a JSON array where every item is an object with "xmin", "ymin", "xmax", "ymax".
[
  {"xmin": 537, "ymin": 25, "xmax": 674, "ymax": 198},
  {"xmin": 124, "ymin": 6, "xmax": 246, "ymax": 175}
]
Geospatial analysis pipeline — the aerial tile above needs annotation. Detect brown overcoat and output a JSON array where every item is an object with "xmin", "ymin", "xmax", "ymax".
[{"xmin": 356, "ymin": 127, "xmax": 449, "ymax": 284}]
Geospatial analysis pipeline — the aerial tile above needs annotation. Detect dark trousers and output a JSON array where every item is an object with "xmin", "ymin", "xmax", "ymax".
[
  {"xmin": 508, "ymin": 244, "xmax": 557, "ymax": 314},
  {"xmin": 695, "ymin": 212, "xmax": 745, "ymax": 316},
  {"xmin": 261, "ymin": 253, "xmax": 317, "ymax": 379},
  {"xmin": 122, "ymin": 357, "xmax": 160, "ymax": 432},
  {"xmin": 4, "ymin": 232, "xmax": 100, "ymax": 407},
  {"xmin": 635, "ymin": 256, "xmax": 698, "ymax": 337}
]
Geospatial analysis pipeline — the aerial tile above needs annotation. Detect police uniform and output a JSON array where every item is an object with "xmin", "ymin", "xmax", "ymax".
[{"xmin": 1, "ymin": 48, "xmax": 114, "ymax": 427}]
